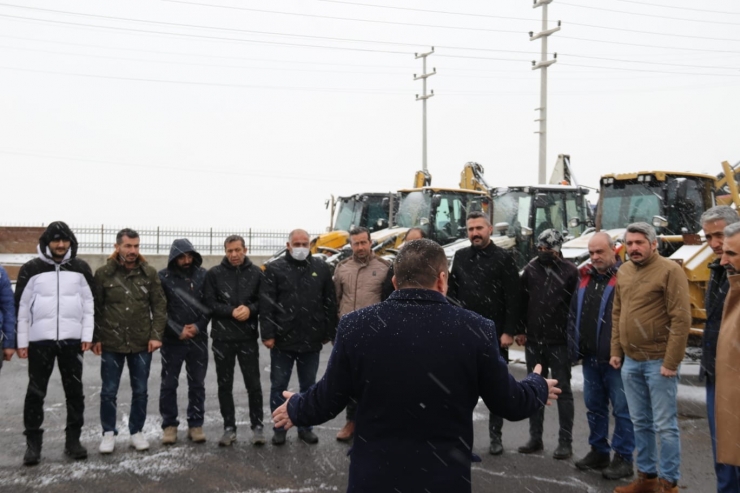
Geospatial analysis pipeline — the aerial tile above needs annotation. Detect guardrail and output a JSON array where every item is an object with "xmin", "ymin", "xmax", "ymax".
[{"xmin": 7, "ymin": 225, "xmax": 321, "ymax": 255}]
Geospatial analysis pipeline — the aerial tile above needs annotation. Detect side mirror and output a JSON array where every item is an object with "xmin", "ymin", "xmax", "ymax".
[
  {"xmin": 431, "ymin": 194, "xmax": 442, "ymax": 208},
  {"xmin": 521, "ymin": 226, "xmax": 533, "ymax": 237},
  {"xmin": 568, "ymin": 217, "xmax": 581, "ymax": 229},
  {"xmin": 495, "ymin": 222, "xmax": 510, "ymax": 236},
  {"xmin": 652, "ymin": 215, "xmax": 668, "ymax": 229}
]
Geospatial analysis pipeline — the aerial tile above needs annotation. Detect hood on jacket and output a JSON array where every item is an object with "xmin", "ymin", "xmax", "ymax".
[
  {"xmin": 167, "ymin": 238, "xmax": 203, "ymax": 270},
  {"xmin": 39, "ymin": 221, "xmax": 78, "ymax": 261}
]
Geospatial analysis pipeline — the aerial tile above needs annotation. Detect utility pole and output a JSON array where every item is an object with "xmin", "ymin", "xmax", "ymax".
[
  {"xmin": 414, "ymin": 47, "xmax": 435, "ymax": 178},
  {"xmin": 530, "ymin": 1, "xmax": 560, "ymax": 184}
]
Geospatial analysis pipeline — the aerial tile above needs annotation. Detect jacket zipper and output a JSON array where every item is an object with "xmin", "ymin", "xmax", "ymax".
[{"xmin": 56, "ymin": 263, "xmax": 60, "ymax": 341}]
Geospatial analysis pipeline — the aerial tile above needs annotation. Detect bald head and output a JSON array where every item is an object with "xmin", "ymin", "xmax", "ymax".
[{"xmin": 588, "ymin": 232, "xmax": 616, "ymax": 274}]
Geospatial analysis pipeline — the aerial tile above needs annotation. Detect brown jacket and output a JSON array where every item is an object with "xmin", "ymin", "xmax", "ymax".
[
  {"xmin": 716, "ymin": 274, "xmax": 740, "ymax": 466},
  {"xmin": 334, "ymin": 253, "xmax": 391, "ymax": 318},
  {"xmin": 611, "ymin": 252, "xmax": 691, "ymax": 371}
]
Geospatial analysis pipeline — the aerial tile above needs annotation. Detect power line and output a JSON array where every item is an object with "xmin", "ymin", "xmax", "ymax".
[
  {"xmin": 559, "ymin": 62, "xmax": 740, "ymax": 77},
  {"xmin": 0, "ymin": 12, "xmax": 534, "ymax": 62},
  {"xmin": 316, "ymin": 0, "xmax": 542, "ymax": 23},
  {"xmin": 567, "ymin": 21, "xmax": 740, "ymax": 43},
  {"xmin": 162, "ymin": 0, "xmax": 524, "ymax": 34},
  {"xmin": 559, "ymin": 35, "xmax": 740, "ymax": 54},
  {"xmin": 615, "ymin": 0, "xmax": 740, "ymax": 16},
  {"xmin": 559, "ymin": 1, "xmax": 740, "ymax": 26},
  {"xmin": 0, "ymin": 3, "xmax": 526, "ymax": 49},
  {"xmin": 562, "ymin": 53, "xmax": 740, "ymax": 71},
  {"xmin": 0, "ymin": 149, "xmax": 395, "ymax": 186}
]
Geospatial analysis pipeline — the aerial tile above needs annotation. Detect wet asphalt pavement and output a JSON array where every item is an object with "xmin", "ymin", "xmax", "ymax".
[{"xmin": 0, "ymin": 343, "xmax": 716, "ymax": 492}]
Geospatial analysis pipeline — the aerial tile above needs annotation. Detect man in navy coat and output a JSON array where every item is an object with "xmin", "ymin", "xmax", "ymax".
[{"xmin": 273, "ymin": 239, "xmax": 557, "ymax": 493}]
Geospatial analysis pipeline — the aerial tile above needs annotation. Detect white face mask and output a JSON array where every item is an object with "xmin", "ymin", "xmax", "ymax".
[{"xmin": 291, "ymin": 247, "xmax": 310, "ymax": 261}]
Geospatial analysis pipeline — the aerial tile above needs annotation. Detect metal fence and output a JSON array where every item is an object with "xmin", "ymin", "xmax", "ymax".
[{"xmin": 44, "ymin": 225, "xmax": 322, "ymax": 255}]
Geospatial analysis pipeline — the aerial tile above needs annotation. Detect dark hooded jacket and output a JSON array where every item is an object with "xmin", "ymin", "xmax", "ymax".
[
  {"xmin": 158, "ymin": 239, "xmax": 210, "ymax": 346},
  {"xmin": 14, "ymin": 221, "xmax": 95, "ymax": 346},
  {"xmin": 700, "ymin": 259, "xmax": 728, "ymax": 382},
  {"xmin": 260, "ymin": 252, "xmax": 338, "ymax": 353},
  {"xmin": 520, "ymin": 255, "xmax": 579, "ymax": 345},
  {"xmin": 447, "ymin": 241, "xmax": 520, "ymax": 337},
  {"xmin": 204, "ymin": 254, "xmax": 262, "ymax": 342}
]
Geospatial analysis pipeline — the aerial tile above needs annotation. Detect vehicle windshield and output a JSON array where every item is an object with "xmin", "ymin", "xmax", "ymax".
[
  {"xmin": 365, "ymin": 197, "xmax": 389, "ymax": 232},
  {"xmin": 493, "ymin": 191, "xmax": 531, "ymax": 232},
  {"xmin": 396, "ymin": 191, "xmax": 431, "ymax": 228},
  {"xmin": 600, "ymin": 181, "xmax": 662, "ymax": 230},
  {"xmin": 333, "ymin": 198, "xmax": 363, "ymax": 231}
]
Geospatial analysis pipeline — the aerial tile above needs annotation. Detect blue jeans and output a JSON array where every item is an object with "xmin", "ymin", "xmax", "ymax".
[
  {"xmin": 100, "ymin": 350, "xmax": 152, "ymax": 435},
  {"xmin": 706, "ymin": 380, "xmax": 740, "ymax": 492},
  {"xmin": 582, "ymin": 356, "xmax": 634, "ymax": 459},
  {"xmin": 160, "ymin": 341, "xmax": 209, "ymax": 429},
  {"xmin": 269, "ymin": 348, "xmax": 320, "ymax": 432},
  {"xmin": 621, "ymin": 356, "xmax": 680, "ymax": 483}
]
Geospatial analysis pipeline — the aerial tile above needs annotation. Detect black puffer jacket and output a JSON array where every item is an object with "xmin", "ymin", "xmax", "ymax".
[
  {"xmin": 260, "ymin": 252, "xmax": 338, "ymax": 353},
  {"xmin": 204, "ymin": 255, "xmax": 261, "ymax": 342},
  {"xmin": 158, "ymin": 239, "xmax": 210, "ymax": 346},
  {"xmin": 520, "ymin": 256, "xmax": 579, "ymax": 345}
]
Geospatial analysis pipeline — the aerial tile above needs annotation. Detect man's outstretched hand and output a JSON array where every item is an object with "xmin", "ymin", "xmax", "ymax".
[
  {"xmin": 272, "ymin": 391, "xmax": 296, "ymax": 429},
  {"xmin": 532, "ymin": 363, "xmax": 560, "ymax": 406}
]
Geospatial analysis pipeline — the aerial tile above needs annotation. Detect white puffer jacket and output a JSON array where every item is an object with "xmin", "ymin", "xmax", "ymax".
[{"xmin": 16, "ymin": 248, "xmax": 94, "ymax": 347}]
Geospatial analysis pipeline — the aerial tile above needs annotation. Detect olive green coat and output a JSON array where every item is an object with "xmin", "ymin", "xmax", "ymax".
[{"xmin": 93, "ymin": 257, "xmax": 167, "ymax": 353}]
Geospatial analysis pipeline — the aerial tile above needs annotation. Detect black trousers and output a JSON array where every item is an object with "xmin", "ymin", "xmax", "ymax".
[
  {"xmin": 212, "ymin": 339, "xmax": 263, "ymax": 430},
  {"xmin": 524, "ymin": 343, "xmax": 574, "ymax": 443},
  {"xmin": 24, "ymin": 342, "xmax": 85, "ymax": 437}
]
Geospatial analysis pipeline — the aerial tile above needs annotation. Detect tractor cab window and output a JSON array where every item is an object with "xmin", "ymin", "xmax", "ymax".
[
  {"xmin": 665, "ymin": 177, "xmax": 708, "ymax": 234},
  {"xmin": 434, "ymin": 195, "xmax": 466, "ymax": 243},
  {"xmin": 365, "ymin": 199, "xmax": 389, "ymax": 232},
  {"xmin": 600, "ymin": 181, "xmax": 662, "ymax": 231},
  {"xmin": 533, "ymin": 192, "xmax": 566, "ymax": 238},
  {"xmin": 396, "ymin": 191, "xmax": 431, "ymax": 229},
  {"xmin": 565, "ymin": 191, "xmax": 588, "ymax": 238},
  {"xmin": 334, "ymin": 198, "xmax": 363, "ymax": 231}
]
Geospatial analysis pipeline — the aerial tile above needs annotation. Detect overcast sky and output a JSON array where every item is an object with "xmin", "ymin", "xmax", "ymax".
[{"xmin": 1, "ymin": 0, "xmax": 738, "ymax": 232}]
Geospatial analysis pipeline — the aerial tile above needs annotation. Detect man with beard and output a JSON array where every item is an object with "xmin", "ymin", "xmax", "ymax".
[
  {"xmin": 332, "ymin": 227, "xmax": 392, "ymax": 442},
  {"xmin": 204, "ymin": 235, "xmax": 265, "ymax": 447},
  {"xmin": 94, "ymin": 228, "xmax": 167, "ymax": 454},
  {"xmin": 15, "ymin": 222, "xmax": 95, "ymax": 465},
  {"xmin": 610, "ymin": 222, "xmax": 690, "ymax": 493},
  {"xmin": 448, "ymin": 211, "xmax": 520, "ymax": 456},
  {"xmin": 158, "ymin": 239, "xmax": 211, "ymax": 445},
  {"xmin": 517, "ymin": 228, "xmax": 578, "ymax": 460},
  {"xmin": 698, "ymin": 206, "xmax": 740, "ymax": 493}
]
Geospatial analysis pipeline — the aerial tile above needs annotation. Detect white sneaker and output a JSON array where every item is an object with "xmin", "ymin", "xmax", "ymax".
[
  {"xmin": 99, "ymin": 431, "xmax": 116, "ymax": 454},
  {"xmin": 130, "ymin": 432, "xmax": 150, "ymax": 451}
]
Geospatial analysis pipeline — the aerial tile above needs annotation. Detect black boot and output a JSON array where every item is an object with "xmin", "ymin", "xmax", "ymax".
[
  {"xmin": 517, "ymin": 438, "xmax": 544, "ymax": 454},
  {"xmin": 23, "ymin": 433, "xmax": 42, "ymax": 466},
  {"xmin": 64, "ymin": 431, "xmax": 88, "ymax": 460},
  {"xmin": 575, "ymin": 448, "xmax": 610, "ymax": 470}
]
